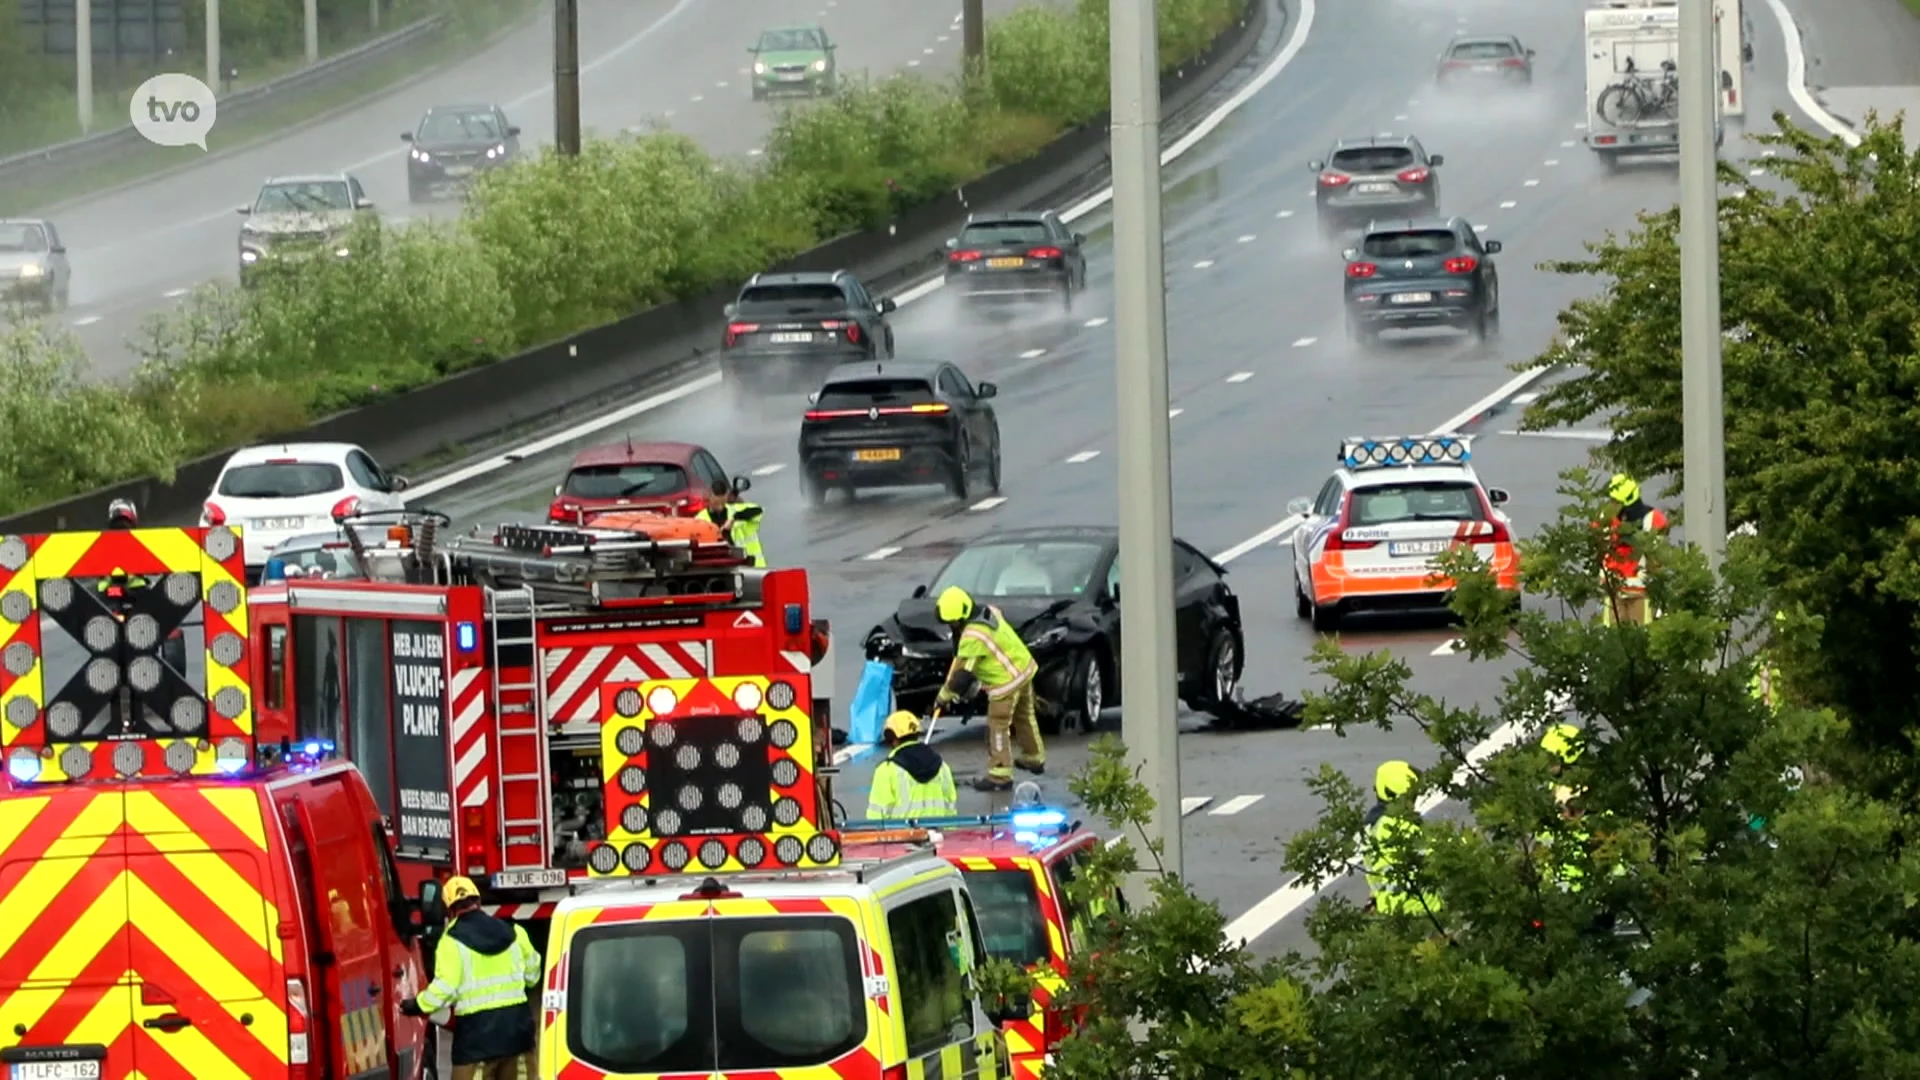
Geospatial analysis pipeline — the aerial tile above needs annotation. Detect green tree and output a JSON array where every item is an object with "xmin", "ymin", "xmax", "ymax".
[
  {"xmin": 1051, "ymin": 478, "xmax": 1920, "ymax": 1078},
  {"xmin": 1521, "ymin": 114, "xmax": 1920, "ymax": 787}
]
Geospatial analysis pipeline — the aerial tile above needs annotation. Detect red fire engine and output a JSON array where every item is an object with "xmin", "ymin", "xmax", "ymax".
[{"xmin": 245, "ymin": 516, "xmax": 835, "ymax": 945}]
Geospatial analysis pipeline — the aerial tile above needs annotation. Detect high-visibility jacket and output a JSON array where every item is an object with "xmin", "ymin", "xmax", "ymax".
[
  {"xmin": 416, "ymin": 912, "xmax": 541, "ymax": 1018},
  {"xmin": 955, "ymin": 606, "xmax": 1035, "ymax": 699},
  {"xmin": 1602, "ymin": 503, "xmax": 1671, "ymax": 585},
  {"xmin": 1750, "ymin": 661, "xmax": 1780, "ymax": 709},
  {"xmin": 698, "ymin": 501, "xmax": 765, "ymax": 567},
  {"xmin": 1362, "ymin": 805, "xmax": 1442, "ymax": 915},
  {"xmin": 866, "ymin": 741, "xmax": 958, "ymax": 819}
]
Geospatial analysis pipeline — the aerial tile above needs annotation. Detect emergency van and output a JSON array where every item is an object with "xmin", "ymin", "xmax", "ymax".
[
  {"xmin": 0, "ymin": 524, "xmax": 431, "ymax": 1080},
  {"xmin": 846, "ymin": 807, "xmax": 1112, "ymax": 1079},
  {"xmin": 243, "ymin": 513, "xmax": 834, "ymax": 947}
]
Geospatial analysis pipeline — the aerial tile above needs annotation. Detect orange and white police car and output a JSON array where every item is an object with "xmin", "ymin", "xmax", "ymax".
[{"xmin": 1288, "ymin": 435, "xmax": 1519, "ymax": 631}]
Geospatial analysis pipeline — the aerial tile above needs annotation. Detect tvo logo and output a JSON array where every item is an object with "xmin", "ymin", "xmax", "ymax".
[{"xmin": 130, "ymin": 74, "xmax": 218, "ymax": 151}]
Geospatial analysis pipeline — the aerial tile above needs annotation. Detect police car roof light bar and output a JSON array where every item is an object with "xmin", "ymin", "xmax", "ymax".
[{"xmin": 1339, "ymin": 435, "xmax": 1473, "ymax": 470}]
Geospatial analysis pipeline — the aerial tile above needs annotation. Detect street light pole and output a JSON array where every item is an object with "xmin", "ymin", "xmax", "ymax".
[
  {"xmin": 205, "ymin": 0, "xmax": 221, "ymax": 101},
  {"xmin": 1678, "ymin": 0, "xmax": 1726, "ymax": 569},
  {"xmin": 75, "ymin": 0, "xmax": 93, "ymax": 134},
  {"xmin": 962, "ymin": 0, "xmax": 985, "ymax": 79},
  {"xmin": 554, "ymin": 0, "xmax": 582, "ymax": 156},
  {"xmin": 1109, "ymin": 0, "xmax": 1183, "ymax": 885},
  {"xmin": 304, "ymin": 0, "xmax": 319, "ymax": 65}
]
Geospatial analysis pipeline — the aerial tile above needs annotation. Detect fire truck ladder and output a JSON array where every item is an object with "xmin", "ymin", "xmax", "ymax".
[
  {"xmin": 485, "ymin": 584, "xmax": 552, "ymax": 871},
  {"xmin": 445, "ymin": 523, "xmax": 749, "ymax": 608}
]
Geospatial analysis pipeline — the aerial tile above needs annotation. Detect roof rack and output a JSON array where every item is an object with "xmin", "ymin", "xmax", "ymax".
[
  {"xmin": 444, "ymin": 523, "xmax": 751, "ymax": 606},
  {"xmin": 1339, "ymin": 435, "xmax": 1472, "ymax": 471}
]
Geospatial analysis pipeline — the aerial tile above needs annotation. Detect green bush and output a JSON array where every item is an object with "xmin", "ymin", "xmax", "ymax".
[{"xmin": 2, "ymin": 0, "xmax": 1252, "ymax": 518}]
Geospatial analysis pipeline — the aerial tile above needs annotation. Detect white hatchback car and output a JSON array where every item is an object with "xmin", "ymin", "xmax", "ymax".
[{"xmin": 202, "ymin": 443, "xmax": 410, "ymax": 577}]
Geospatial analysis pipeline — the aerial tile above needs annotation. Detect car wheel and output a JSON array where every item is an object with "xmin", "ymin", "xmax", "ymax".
[
  {"xmin": 884, "ymin": 328, "xmax": 896, "ymax": 359},
  {"xmin": 1470, "ymin": 304, "xmax": 1491, "ymax": 342},
  {"xmin": 752, "ymin": 86, "xmax": 766, "ymax": 101},
  {"xmin": 948, "ymin": 438, "xmax": 972, "ymax": 500},
  {"xmin": 1295, "ymin": 575, "xmax": 1312, "ymax": 618},
  {"xmin": 1310, "ymin": 597, "xmax": 1342, "ymax": 633},
  {"xmin": 1064, "ymin": 649, "xmax": 1106, "ymax": 732},
  {"xmin": 408, "ymin": 182, "xmax": 425, "ymax": 204},
  {"xmin": 1194, "ymin": 626, "xmax": 1242, "ymax": 712},
  {"xmin": 801, "ymin": 472, "xmax": 828, "ymax": 508},
  {"xmin": 987, "ymin": 435, "xmax": 1003, "ymax": 493},
  {"xmin": 1319, "ymin": 215, "xmax": 1342, "ymax": 242}
]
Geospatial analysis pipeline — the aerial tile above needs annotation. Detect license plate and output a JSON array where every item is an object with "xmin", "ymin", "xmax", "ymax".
[
  {"xmin": 1356, "ymin": 183, "xmax": 1395, "ymax": 194},
  {"xmin": 443, "ymin": 165, "xmax": 473, "ymax": 177},
  {"xmin": 1389, "ymin": 540, "xmax": 1448, "ymax": 556},
  {"xmin": 779, "ymin": 73, "xmax": 804, "ymax": 81},
  {"xmin": 853, "ymin": 449, "xmax": 902, "ymax": 462},
  {"xmin": 769, "ymin": 332, "xmax": 813, "ymax": 344},
  {"xmin": 254, "ymin": 517, "xmax": 304, "ymax": 531},
  {"xmin": 492, "ymin": 869, "xmax": 568, "ymax": 889},
  {"xmin": 1390, "ymin": 292, "xmax": 1433, "ymax": 304},
  {"xmin": 986, "ymin": 257, "xmax": 1025, "ymax": 268},
  {"xmin": 11, "ymin": 1062, "xmax": 103, "ymax": 1080}
]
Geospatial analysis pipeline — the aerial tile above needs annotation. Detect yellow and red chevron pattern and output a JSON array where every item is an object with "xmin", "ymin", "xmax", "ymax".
[
  {"xmin": 592, "ymin": 676, "xmax": 836, "ymax": 878},
  {"xmin": 947, "ymin": 856, "xmax": 1067, "ymax": 1078},
  {"xmin": 0, "ymin": 782, "xmax": 289, "ymax": 1079},
  {"xmin": 0, "ymin": 526, "xmax": 252, "ymax": 782}
]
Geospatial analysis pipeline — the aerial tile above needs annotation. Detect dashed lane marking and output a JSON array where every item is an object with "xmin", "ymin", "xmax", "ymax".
[
  {"xmin": 970, "ymin": 496, "xmax": 1007, "ymax": 511},
  {"xmin": 1394, "ymin": 114, "xmax": 1408, "ymax": 120},
  {"xmin": 1573, "ymin": 121, "xmax": 1587, "ymax": 129},
  {"xmin": 1194, "ymin": 259, "xmax": 1215, "ymax": 269},
  {"xmin": 1511, "ymin": 391, "xmax": 1539, "ymax": 405},
  {"xmin": 908, "ymin": 59, "xmax": 922, "ymax": 66},
  {"xmin": 1291, "ymin": 337, "xmax": 1316, "ymax": 347},
  {"xmin": 748, "ymin": 148, "xmax": 763, "ymax": 156},
  {"xmin": 1523, "ymin": 179, "xmax": 1540, "ymax": 187},
  {"xmin": 1431, "ymin": 638, "xmax": 1463, "ymax": 656},
  {"xmin": 1226, "ymin": 371, "xmax": 1253, "ymax": 383},
  {"xmin": 1083, "ymin": 316, "xmax": 1109, "ymax": 327},
  {"xmin": 1561, "ymin": 140, "xmax": 1576, "ymax": 147},
  {"xmin": 1019, "ymin": 348, "xmax": 1046, "ymax": 359},
  {"xmin": 1544, "ymin": 159, "xmax": 1559, "ymax": 166},
  {"xmin": 937, "ymin": 34, "xmax": 949, "ymax": 41},
  {"xmin": 1169, "ymin": 407, "xmax": 1184, "ymax": 418},
  {"xmin": 73, "ymin": 315, "xmax": 100, "ymax": 326},
  {"xmin": 1210, "ymin": 795, "xmax": 1264, "ymax": 816},
  {"xmin": 1237, "ymin": 234, "xmax": 1256, "ymax": 243},
  {"xmin": 1277, "ymin": 209, "xmax": 1294, "ymax": 218},
  {"xmin": 716, "ymin": 80, "xmax": 728, "ymax": 87},
  {"xmin": 751, "ymin": 463, "xmax": 785, "ymax": 476},
  {"xmin": 864, "ymin": 546, "xmax": 901, "ymax": 561},
  {"xmin": 1066, "ymin": 450, "xmax": 1100, "ymax": 463},
  {"xmin": 691, "ymin": 94, "xmax": 704, "ymax": 102},
  {"xmin": 924, "ymin": 46, "xmax": 935, "ymax": 54},
  {"xmin": 162, "ymin": 288, "xmax": 188, "ymax": 298},
  {"xmin": 1473, "ymin": 224, "xmax": 1489, "ymax": 231},
  {"xmin": 1181, "ymin": 797, "xmax": 1214, "ymax": 816},
  {"xmin": 1499, "ymin": 200, "xmax": 1517, "ymax": 208},
  {"xmin": 1749, "ymin": 167, "xmax": 1764, "ymax": 176}
]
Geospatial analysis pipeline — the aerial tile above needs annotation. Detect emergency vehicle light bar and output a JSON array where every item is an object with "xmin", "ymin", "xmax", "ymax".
[
  {"xmin": 1340, "ymin": 435, "xmax": 1472, "ymax": 470},
  {"xmin": 843, "ymin": 808, "xmax": 1075, "ymax": 835}
]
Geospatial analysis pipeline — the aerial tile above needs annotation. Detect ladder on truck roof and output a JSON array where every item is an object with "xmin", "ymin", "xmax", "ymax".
[
  {"xmin": 486, "ymin": 585, "xmax": 551, "ymax": 872},
  {"xmin": 445, "ymin": 522, "xmax": 754, "ymax": 609}
]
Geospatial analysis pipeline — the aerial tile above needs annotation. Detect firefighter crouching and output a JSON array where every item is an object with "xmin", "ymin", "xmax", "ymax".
[
  {"xmin": 1362, "ymin": 760, "xmax": 1442, "ymax": 917},
  {"xmin": 934, "ymin": 586, "xmax": 1046, "ymax": 793},
  {"xmin": 867, "ymin": 710, "xmax": 959, "ymax": 819},
  {"xmin": 697, "ymin": 480, "xmax": 765, "ymax": 567},
  {"xmin": 402, "ymin": 876, "xmax": 541, "ymax": 1079},
  {"xmin": 1600, "ymin": 473, "xmax": 1671, "ymax": 626}
]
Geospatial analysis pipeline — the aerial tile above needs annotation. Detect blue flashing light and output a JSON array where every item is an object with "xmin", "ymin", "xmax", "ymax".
[
  {"xmin": 1340, "ymin": 435, "xmax": 1472, "ymax": 471},
  {"xmin": 289, "ymin": 739, "xmax": 336, "ymax": 767},
  {"xmin": 214, "ymin": 755, "xmax": 250, "ymax": 776},
  {"xmin": 7, "ymin": 754, "xmax": 41, "ymax": 784},
  {"xmin": 456, "ymin": 622, "xmax": 479, "ymax": 653},
  {"xmin": 784, "ymin": 603, "xmax": 804, "ymax": 635},
  {"xmin": 1010, "ymin": 808, "xmax": 1068, "ymax": 832},
  {"xmin": 263, "ymin": 557, "xmax": 287, "ymax": 583}
]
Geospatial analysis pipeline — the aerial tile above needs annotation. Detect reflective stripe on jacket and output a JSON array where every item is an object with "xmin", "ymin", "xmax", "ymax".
[
  {"xmin": 416, "ymin": 918, "xmax": 540, "ymax": 1016},
  {"xmin": 1362, "ymin": 807, "xmax": 1441, "ymax": 915},
  {"xmin": 698, "ymin": 502, "xmax": 766, "ymax": 567},
  {"xmin": 866, "ymin": 747, "xmax": 959, "ymax": 819},
  {"xmin": 1602, "ymin": 505, "xmax": 1670, "ymax": 585},
  {"xmin": 956, "ymin": 606, "xmax": 1036, "ymax": 699}
]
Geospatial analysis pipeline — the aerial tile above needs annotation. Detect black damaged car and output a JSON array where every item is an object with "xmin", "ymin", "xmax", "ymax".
[{"xmin": 864, "ymin": 526, "xmax": 1244, "ymax": 735}]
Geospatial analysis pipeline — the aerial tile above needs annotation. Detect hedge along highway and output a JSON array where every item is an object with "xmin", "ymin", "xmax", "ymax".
[{"xmin": 52, "ymin": 0, "xmax": 1036, "ymax": 380}]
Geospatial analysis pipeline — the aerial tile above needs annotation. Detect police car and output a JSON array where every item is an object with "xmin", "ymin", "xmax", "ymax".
[{"xmin": 1287, "ymin": 435, "xmax": 1518, "ymax": 630}]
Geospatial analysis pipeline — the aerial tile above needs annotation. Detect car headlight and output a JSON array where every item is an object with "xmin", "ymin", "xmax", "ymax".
[
  {"xmin": 811, "ymin": 59, "xmax": 827, "ymax": 71},
  {"xmin": 1028, "ymin": 627, "xmax": 1069, "ymax": 651},
  {"xmin": 485, "ymin": 145, "xmax": 501, "ymax": 159},
  {"xmin": 334, "ymin": 247, "xmax": 350, "ymax": 258},
  {"xmin": 411, "ymin": 148, "xmax": 429, "ymax": 162},
  {"xmin": 18, "ymin": 264, "xmax": 42, "ymax": 279},
  {"xmin": 754, "ymin": 62, "xmax": 767, "ymax": 74},
  {"xmin": 239, "ymin": 250, "xmax": 260, "ymax": 264}
]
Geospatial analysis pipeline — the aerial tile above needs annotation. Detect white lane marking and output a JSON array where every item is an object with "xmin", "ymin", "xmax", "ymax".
[
  {"xmin": 1066, "ymin": 451, "xmax": 1100, "ymax": 463},
  {"xmin": 1748, "ymin": 167, "xmax": 1764, "ymax": 176},
  {"xmin": 908, "ymin": 59, "xmax": 922, "ymax": 66},
  {"xmin": 1213, "ymin": 516, "xmax": 1302, "ymax": 564},
  {"xmin": 937, "ymin": 34, "xmax": 949, "ymax": 41},
  {"xmin": 1523, "ymin": 179, "xmax": 1540, "ymax": 187},
  {"xmin": 1237, "ymin": 234, "xmax": 1256, "ymax": 243},
  {"xmin": 1291, "ymin": 337, "xmax": 1316, "ymax": 348},
  {"xmin": 1083, "ymin": 316, "xmax": 1109, "ymax": 327},
  {"xmin": 162, "ymin": 288, "xmax": 188, "ymax": 298},
  {"xmin": 73, "ymin": 315, "xmax": 100, "ymax": 326},
  {"xmin": 1393, "ymin": 114, "xmax": 1408, "ymax": 121},
  {"xmin": 750, "ymin": 463, "xmax": 785, "ymax": 476},
  {"xmin": 864, "ymin": 546, "xmax": 901, "ymax": 561},
  {"xmin": 1499, "ymin": 200, "xmax": 1517, "ymax": 208},
  {"xmin": 1762, "ymin": 0, "xmax": 1859, "ymax": 144},
  {"xmin": 1019, "ymin": 348, "xmax": 1047, "ymax": 359},
  {"xmin": 970, "ymin": 497, "xmax": 1007, "ymax": 512},
  {"xmin": 1763, "ymin": 150, "xmax": 1776, "ymax": 157},
  {"xmin": 1168, "ymin": 408, "xmax": 1184, "ymax": 419},
  {"xmin": 1375, "ymin": 131, "xmax": 1392, "ymax": 138},
  {"xmin": 1180, "ymin": 797, "xmax": 1214, "ymax": 816},
  {"xmin": 691, "ymin": 94, "xmax": 705, "ymax": 102},
  {"xmin": 1472, "ymin": 224, "xmax": 1489, "ymax": 232},
  {"xmin": 1573, "ymin": 121, "xmax": 1586, "ymax": 129},
  {"xmin": 1433, "ymin": 363, "xmax": 1551, "ymax": 434},
  {"xmin": 924, "ymin": 46, "xmax": 935, "ymax": 54},
  {"xmin": 1496, "ymin": 429, "xmax": 1612, "ymax": 441},
  {"xmin": 1510, "ymin": 391, "xmax": 1539, "ymax": 405},
  {"xmin": 1431, "ymin": 638, "xmax": 1463, "ymax": 656},
  {"xmin": 1210, "ymin": 795, "xmax": 1264, "ymax": 816},
  {"xmin": 748, "ymin": 148, "xmax": 763, "ymax": 156},
  {"xmin": 1194, "ymin": 259, "xmax": 1215, "ymax": 269},
  {"xmin": 1561, "ymin": 140, "xmax": 1575, "ymax": 147},
  {"xmin": 1543, "ymin": 159, "xmax": 1559, "ymax": 166},
  {"xmin": 716, "ymin": 80, "xmax": 728, "ymax": 87},
  {"xmin": 1277, "ymin": 209, "xmax": 1294, "ymax": 218},
  {"xmin": 1226, "ymin": 371, "xmax": 1253, "ymax": 383}
]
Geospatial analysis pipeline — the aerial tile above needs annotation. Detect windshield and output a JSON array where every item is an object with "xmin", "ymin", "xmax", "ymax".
[
  {"xmin": 1348, "ymin": 481, "xmax": 1486, "ymax": 525},
  {"xmin": 268, "ymin": 539, "xmax": 363, "ymax": 578},
  {"xmin": 1329, "ymin": 146, "xmax": 1416, "ymax": 172},
  {"xmin": 961, "ymin": 869, "xmax": 1050, "ymax": 965},
  {"xmin": 958, "ymin": 221, "xmax": 1050, "ymax": 247},
  {"xmin": 217, "ymin": 463, "xmax": 344, "ymax": 499},
  {"xmin": 738, "ymin": 283, "xmax": 845, "ymax": 308},
  {"xmin": 758, "ymin": 28, "xmax": 824, "ymax": 51},
  {"xmin": 0, "ymin": 223, "xmax": 47, "ymax": 252},
  {"xmin": 254, "ymin": 181, "xmax": 353, "ymax": 214},
  {"xmin": 930, "ymin": 540, "xmax": 1106, "ymax": 599},
  {"xmin": 1450, "ymin": 40, "xmax": 1517, "ymax": 59},
  {"xmin": 561, "ymin": 462, "xmax": 688, "ymax": 499},
  {"xmin": 566, "ymin": 917, "xmax": 866, "ymax": 1072},
  {"xmin": 419, "ymin": 110, "xmax": 503, "ymax": 142},
  {"xmin": 1362, "ymin": 230, "xmax": 1458, "ymax": 257}
]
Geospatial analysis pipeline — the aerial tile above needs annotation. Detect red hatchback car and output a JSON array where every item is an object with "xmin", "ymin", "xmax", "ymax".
[{"xmin": 547, "ymin": 439, "xmax": 749, "ymax": 524}]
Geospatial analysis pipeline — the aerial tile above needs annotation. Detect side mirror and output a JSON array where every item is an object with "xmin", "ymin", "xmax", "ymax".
[
  {"xmin": 1483, "ymin": 240, "xmax": 1503, "ymax": 254},
  {"xmin": 1487, "ymin": 487, "xmax": 1511, "ymax": 505},
  {"xmin": 747, "ymin": 45, "xmax": 758, "ymax": 52},
  {"xmin": 390, "ymin": 475, "xmax": 411, "ymax": 492},
  {"xmin": 806, "ymin": 390, "xmax": 820, "ymax": 405},
  {"xmin": 732, "ymin": 475, "xmax": 752, "ymax": 493},
  {"xmin": 1286, "ymin": 497, "xmax": 1313, "ymax": 516},
  {"xmin": 400, "ymin": 132, "xmax": 413, "ymax": 141},
  {"xmin": 1341, "ymin": 248, "xmax": 1357, "ymax": 261},
  {"xmin": 977, "ymin": 382, "xmax": 997, "ymax": 398},
  {"xmin": 944, "ymin": 237, "xmax": 958, "ymax": 249},
  {"xmin": 1527, "ymin": 48, "xmax": 1536, "ymax": 56},
  {"xmin": 49, "ymin": 245, "xmax": 64, "ymax": 254},
  {"xmin": 1429, "ymin": 153, "xmax": 1445, "ymax": 166},
  {"xmin": 1073, "ymin": 233, "xmax": 1086, "ymax": 244},
  {"xmin": 506, "ymin": 125, "xmax": 522, "ymax": 136},
  {"xmin": 1720, "ymin": 70, "xmax": 1734, "ymax": 91},
  {"xmin": 416, "ymin": 880, "xmax": 446, "ymax": 928},
  {"xmin": 911, "ymin": 584, "xmax": 928, "ymax": 599},
  {"xmin": 235, "ymin": 205, "xmax": 251, "ymax": 215},
  {"xmin": 355, "ymin": 198, "xmax": 375, "ymax": 210},
  {"xmin": 876, "ymin": 297, "xmax": 897, "ymax": 314},
  {"xmin": 723, "ymin": 302, "xmax": 738, "ymax": 318},
  {"xmin": 554, "ymin": 484, "xmax": 565, "ymax": 497},
  {"xmin": 984, "ymin": 989, "xmax": 1032, "ymax": 1026},
  {"xmin": 1308, "ymin": 160, "xmax": 1325, "ymax": 171}
]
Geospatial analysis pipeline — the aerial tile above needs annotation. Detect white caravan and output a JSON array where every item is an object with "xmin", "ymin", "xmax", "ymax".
[{"xmin": 1584, "ymin": 0, "xmax": 1729, "ymax": 166}]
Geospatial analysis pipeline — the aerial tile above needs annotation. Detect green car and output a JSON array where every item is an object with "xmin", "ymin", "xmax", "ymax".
[{"xmin": 750, "ymin": 25, "xmax": 836, "ymax": 99}]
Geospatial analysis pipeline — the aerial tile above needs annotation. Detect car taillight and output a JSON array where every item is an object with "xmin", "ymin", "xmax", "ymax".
[
  {"xmin": 948, "ymin": 249, "xmax": 982, "ymax": 262},
  {"xmin": 1444, "ymin": 256, "xmax": 1478, "ymax": 274},
  {"xmin": 1472, "ymin": 491, "xmax": 1512, "ymax": 544},
  {"xmin": 1444, "ymin": 60, "xmax": 1468, "ymax": 68},
  {"xmin": 1502, "ymin": 57, "xmax": 1526, "ymax": 67},
  {"xmin": 1028, "ymin": 246, "xmax": 1063, "ymax": 259},
  {"xmin": 286, "ymin": 977, "xmax": 310, "ymax": 1075},
  {"xmin": 1319, "ymin": 171, "xmax": 1352, "ymax": 187},
  {"xmin": 1347, "ymin": 262, "xmax": 1377, "ymax": 279},
  {"xmin": 201, "ymin": 501, "xmax": 226, "ymax": 526},
  {"xmin": 820, "ymin": 320, "xmax": 844, "ymax": 330},
  {"xmin": 1323, "ymin": 495, "xmax": 1378, "ymax": 551},
  {"xmin": 723, "ymin": 321, "xmax": 759, "ymax": 347},
  {"xmin": 1397, "ymin": 167, "xmax": 1430, "ymax": 183}
]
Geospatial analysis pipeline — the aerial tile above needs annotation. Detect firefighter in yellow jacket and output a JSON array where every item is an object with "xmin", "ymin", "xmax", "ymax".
[
  {"xmin": 696, "ymin": 479, "xmax": 765, "ymax": 567},
  {"xmin": 866, "ymin": 710, "xmax": 959, "ymax": 819},
  {"xmin": 935, "ymin": 586, "xmax": 1046, "ymax": 793},
  {"xmin": 402, "ymin": 876, "xmax": 542, "ymax": 1080},
  {"xmin": 1362, "ymin": 760, "xmax": 1443, "ymax": 916}
]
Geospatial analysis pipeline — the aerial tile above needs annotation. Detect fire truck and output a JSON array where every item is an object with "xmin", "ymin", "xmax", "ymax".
[{"xmin": 244, "ymin": 513, "xmax": 836, "ymax": 947}]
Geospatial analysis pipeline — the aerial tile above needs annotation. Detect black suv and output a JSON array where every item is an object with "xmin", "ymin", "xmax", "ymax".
[
  {"xmin": 1310, "ymin": 135, "xmax": 1442, "ymax": 238},
  {"xmin": 943, "ymin": 210, "xmax": 1087, "ymax": 309},
  {"xmin": 721, "ymin": 270, "xmax": 896, "ymax": 393},
  {"xmin": 402, "ymin": 104, "xmax": 521, "ymax": 203},
  {"xmin": 1342, "ymin": 216, "xmax": 1501, "ymax": 344},
  {"xmin": 797, "ymin": 360, "xmax": 1001, "ymax": 505}
]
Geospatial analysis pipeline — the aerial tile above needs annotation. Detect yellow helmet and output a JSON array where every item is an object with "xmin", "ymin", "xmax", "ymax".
[
  {"xmin": 443, "ymin": 875, "xmax": 481, "ymax": 906},
  {"xmin": 883, "ymin": 710, "xmax": 923, "ymax": 740},
  {"xmin": 1375, "ymin": 760, "xmax": 1417, "ymax": 801},
  {"xmin": 935, "ymin": 586, "xmax": 974, "ymax": 623},
  {"xmin": 1606, "ymin": 473, "xmax": 1640, "ymax": 505},
  {"xmin": 1541, "ymin": 724, "xmax": 1584, "ymax": 764}
]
